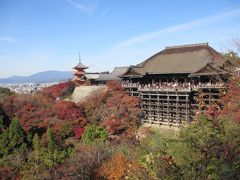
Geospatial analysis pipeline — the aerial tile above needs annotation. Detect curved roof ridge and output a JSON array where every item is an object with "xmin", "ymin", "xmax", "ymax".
[
  {"xmin": 113, "ymin": 66, "xmax": 129, "ymax": 68},
  {"xmin": 165, "ymin": 42, "xmax": 208, "ymax": 49},
  {"xmin": 136, "ymin": 51, "xmax": 163, "ymax": 67}
]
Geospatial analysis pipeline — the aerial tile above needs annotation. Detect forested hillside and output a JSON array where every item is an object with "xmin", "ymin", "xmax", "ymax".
[{"xmin": 0, "ymin": 78, "xmax": 239, "ymax": 179}]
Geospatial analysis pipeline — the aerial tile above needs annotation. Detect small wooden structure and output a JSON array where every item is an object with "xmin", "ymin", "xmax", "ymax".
[
  {"xmin": 95, "ymin": 67, "xmax": 129, "ymax": 84},
  {"xmin": 121, "ymin": 43, "xmax": 234, "ymax": 126}
]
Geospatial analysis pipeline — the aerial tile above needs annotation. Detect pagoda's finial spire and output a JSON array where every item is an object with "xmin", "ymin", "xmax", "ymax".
[{"xmin": 79, "ymin": 52, "xmax": 81, "ymax": 63}]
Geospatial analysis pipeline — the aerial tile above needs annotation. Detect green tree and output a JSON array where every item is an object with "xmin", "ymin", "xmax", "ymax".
[
  {"xmin": 33, "ymin": 133, "xmax": 40, "ymax": 161},
  {"xmin": 127, "ymin": 115, "xmax": 240, "ymax": 180},
  {"xmin": 179, "ymin": 116, "xmax": 220, "ymax": 179},
  {"xmin": 8, "ymin": 117, "xmax": 25, "ymax": 148},
  {"xmin": 0, "ymin": 117, "xmax": 26, "ymax": 156},
  {"xmin": 222, "ymin": 51, "xmax": 240, "ymax": 67},
  {"xmin": 44, "ymin": 127, "xmax": 68, "ymax": 167},
  {"xmin": 179, "ymin": 116, "xmax": 240, "ymax": 179},
  {"xmin": 81, "ymin": 124, "xmax": 108, "ymax": 144},
  {"xmin": 47, "ymin": 127, "xmax": 55, "ymax": 153},
  {"xmin": 0, "ymin": 129, "xmax": 11, "ymax": 156},
  {"xmin": 26, "ymin": 131, "xmax": 69, "ymax": 175},
  {"xmin": 0, "ymin": 87, "xmax": 12, "ymax": 102}
]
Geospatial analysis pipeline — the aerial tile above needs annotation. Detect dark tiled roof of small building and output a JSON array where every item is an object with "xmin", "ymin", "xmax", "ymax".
[
  {"xmin": 84, "ymin": 73, "xmax": 100, "ymax": 79},
  {"xmin": 96, "ymin": 73, "xmax": 121, "ymax": 81},
  {"xmin": 111, "ymin": 67, "xmax": 129, "ymax": 76},
  {"xmin": 95, "ymin": 67, "xmax": 128, "ymax": 82}
]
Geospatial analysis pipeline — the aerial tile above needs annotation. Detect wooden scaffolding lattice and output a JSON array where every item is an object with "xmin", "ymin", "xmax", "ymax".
[
  {"xmin": 123, "ymin": 86, "xmax": 224, "ymax": 126},
  {"xmin": 139, "ymin": 90, "xmax": 191, "ymax": 126}
]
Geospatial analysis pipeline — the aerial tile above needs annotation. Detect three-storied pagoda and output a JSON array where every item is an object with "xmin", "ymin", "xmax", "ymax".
[{"xmin": 73, "ymin": 54, "xmax": 88, "ymax": 85}]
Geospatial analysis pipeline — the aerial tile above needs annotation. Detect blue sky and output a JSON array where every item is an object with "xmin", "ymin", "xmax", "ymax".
[{"xmin": 0, "ymin": 0, "xmax": 240, "ymax": 78}]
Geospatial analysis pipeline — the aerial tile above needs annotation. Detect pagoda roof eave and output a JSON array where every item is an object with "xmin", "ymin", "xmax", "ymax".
[
  {"xmin": 73, "ymin": 66, "xmax": 88, "ymax": 70},
  {"xmin": 73, "ymin": 62, "xmax": 89, "ymax": 69}
]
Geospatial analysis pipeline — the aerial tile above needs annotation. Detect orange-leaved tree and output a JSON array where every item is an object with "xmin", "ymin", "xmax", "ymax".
[{"xmin": 98, "ymin": 153, "xmax": 130, "ymax": 179}]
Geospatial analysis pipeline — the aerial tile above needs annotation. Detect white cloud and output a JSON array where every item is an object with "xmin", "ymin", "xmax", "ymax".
[
  {"xmin": 64, "ymin": 0, "xmax": 98, "ymax": 13},
  {"xmin": 0, "ymin": 37, "xmax": 18, "ymax": 43},
  {"xmin": 118, "ymin": 8, "xmax": 240, "ymax": 48},
  {"xmin": 94, "ymin": 8, "xmax": 109, "ymax": 25}
]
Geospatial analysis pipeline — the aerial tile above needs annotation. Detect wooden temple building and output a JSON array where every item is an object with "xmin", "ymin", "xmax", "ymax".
[{"xmin": 120, "ymin": 43, "xmax": 235, "ymax": 126}]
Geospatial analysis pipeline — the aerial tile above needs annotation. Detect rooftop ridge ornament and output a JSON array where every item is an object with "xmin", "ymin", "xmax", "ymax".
[
  {"xmin": 79, "ymin": 52, "xmax": 81, "ymax": 63},
  {"xmin": 73, "ymin": 53, "xmax": 89, "ymax": 70}
]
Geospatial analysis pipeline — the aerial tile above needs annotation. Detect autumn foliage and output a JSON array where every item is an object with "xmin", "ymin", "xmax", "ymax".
[
  {"xmin": 1, "ymin": 77, "xmax": 240, "ymax": 179},
  {"xmin": 1, "ymin": 83, "xmax": 87, "ymax": 139},
  {"xmin": 1, "ymin": 80, "xmax": 140, "ymax": 140},
  {"xmin": 218, "ymin": 76, "xmax": 240, "ymax": 123},
  {"xmin": 40, "ymin": 81, "xmax": 75, "ymax": 99},
  {"xmin": 98, "ymin": 153, "xmax": 130, "ymax": 179},
  {"xmin": 72, "ymin": 126, "xmax": 85, "ymax": 139},
  {"xmin": 83, "ymin": 81, "xmax": 141, "ymax": 138}
]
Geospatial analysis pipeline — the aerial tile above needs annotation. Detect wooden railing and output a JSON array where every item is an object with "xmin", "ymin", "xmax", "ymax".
[{"xmin": 121, "ymin": 82, "xmax": 225, "ymax": 92}]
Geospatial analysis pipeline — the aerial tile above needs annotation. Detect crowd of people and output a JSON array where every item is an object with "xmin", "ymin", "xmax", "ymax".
[{"xmin": 121, "ymin": 81, "xmax": 225, "ymax": 91}]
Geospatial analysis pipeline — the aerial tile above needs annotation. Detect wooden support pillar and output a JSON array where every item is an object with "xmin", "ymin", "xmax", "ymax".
[
  {"xmin": 186, "ymin": 95, "xmax": 189, "ymax": 123},
  {"xmin": 197, "ymin": 91, "xmax": 201, "ymax": 113},
  {"xmin": 140, "ymin": 92, "xmax": 143, "ymax": 110},
  {"xmin": 176, "ymin": 93, "xmax": 179, "ymax": 124},
  {"xmin": 208, "ymin": 88, "xmax": 211, "ymax": 106},
  {"xmin": 157, "ymin": 94, "xmax": 160, "ymax": 124},
  {"xmin": 167, "ymin": 93, "xmax": 170, "ymax": 125},
  {"xmin": 161, "ymin": 95, "xmax": 164, "ymax": 122},
  {"xmin": 148, "ymin": 92, "xmax": 151, "ymax": 124}
]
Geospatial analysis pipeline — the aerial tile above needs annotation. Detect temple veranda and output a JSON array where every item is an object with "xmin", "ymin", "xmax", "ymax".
[{"xmin": 123, "ymin": 83, "xmax": 225, "ymax": 126}]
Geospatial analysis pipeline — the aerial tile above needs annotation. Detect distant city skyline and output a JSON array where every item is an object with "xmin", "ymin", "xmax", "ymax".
[{"xmin": 0, "ymin": 0, "xmax": 240, "ymax": 78}]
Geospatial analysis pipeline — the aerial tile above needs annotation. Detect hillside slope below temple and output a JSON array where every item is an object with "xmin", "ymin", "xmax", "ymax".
[{"xmin": 71, "ymin": 86, "xmax": 107, "ymax": 103}]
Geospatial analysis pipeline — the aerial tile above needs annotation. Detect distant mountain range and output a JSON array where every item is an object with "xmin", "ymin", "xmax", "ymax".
[{"xmin": 0, "ymin": 71, "xmax": 73, "ymax": 83}]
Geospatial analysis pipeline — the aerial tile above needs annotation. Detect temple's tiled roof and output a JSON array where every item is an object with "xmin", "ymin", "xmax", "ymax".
[{"xmin": 122, "ymin": 43, "xmax": 228, "ymax": 77}]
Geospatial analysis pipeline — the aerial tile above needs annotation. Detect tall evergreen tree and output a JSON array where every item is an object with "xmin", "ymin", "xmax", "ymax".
[
  {"xmin": 8, "ymin": 117, "xmax": 25, "ymax": 149},
  {"xmin": 0, "ymin": 117, "xmax": 26, "ymax": 156},
  {"xmin": 33, "ymin": 133, "xmax": 40, "ymax": 161},
  {"xmin": 47, "ymin": 127, "xmax": 55, "ymax": 153}
]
